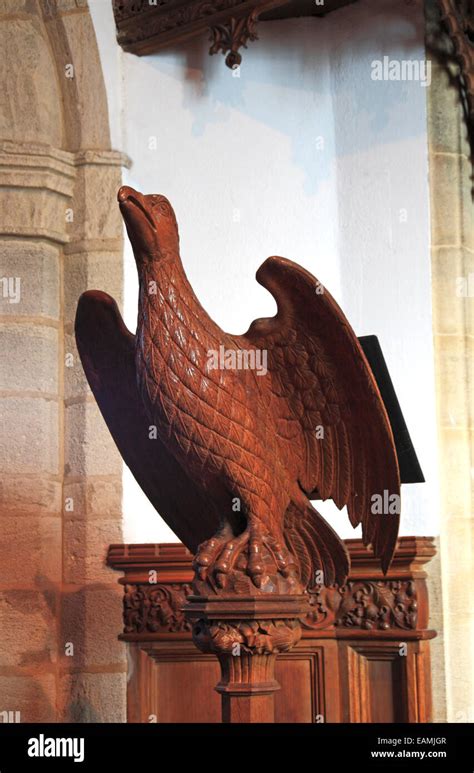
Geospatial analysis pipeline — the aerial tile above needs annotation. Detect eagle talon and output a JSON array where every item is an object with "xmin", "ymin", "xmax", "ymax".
[
  {"xmin": 215, "ymin": 572, "xmax": 228, "ymax": 589},
  {"xmin": 196, "ymin": 566, "xmax": 208, "ymax": 581},
  {"xmin": 193, "ymin": 535, "xmax": 227, "ymax": 581},
  {"xmin": 194, "ymin": 520, "xmax": 299, "ymax": 590},
  {"xmin": 263, "ymin": 534, "xmax": 298, "ymax": 580},
  {"xmin": 193, "ymin": 528, "xmax": 251, "ymax": 587},
  {"xmin": 251, "ymin": 572, "xmax": 264, "ymax": 588}
]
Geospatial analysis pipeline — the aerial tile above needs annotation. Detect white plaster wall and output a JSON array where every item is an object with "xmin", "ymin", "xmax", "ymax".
[{"xmin": 90, "ymin": 0, "xmax": 438, "ymax": 544}]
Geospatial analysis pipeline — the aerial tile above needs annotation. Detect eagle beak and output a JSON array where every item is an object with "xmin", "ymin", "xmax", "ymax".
[
  {"xmin": 118, "ymin": 186, "xmax": 156, "ymax": 244},
  {"xmin": 117, "ymin": 185, "xmax": 136, "ymax": 203}
]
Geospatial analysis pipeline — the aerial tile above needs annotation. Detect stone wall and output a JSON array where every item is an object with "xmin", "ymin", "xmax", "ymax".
[
  {"xmin": 0, "ymin": 0, "xmax": 127, "ymax": 722},
  {"xmin": 426, "ymin": 0, "xmax": 474, "ymax": 723}
]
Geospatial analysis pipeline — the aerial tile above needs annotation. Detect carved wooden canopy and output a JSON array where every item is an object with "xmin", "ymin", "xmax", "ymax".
[{"xmin": 112, "ymin": 0, "xmax": 357, "ymax": 67}]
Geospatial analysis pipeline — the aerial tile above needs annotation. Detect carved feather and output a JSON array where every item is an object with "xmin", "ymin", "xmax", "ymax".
[
  {"xmin": 242, "ymin": 256, "xmax": 400, "ymax": 575},
  {"xmin": 75, "ymin": 291, "xmax": 221, "ymax": 553}
]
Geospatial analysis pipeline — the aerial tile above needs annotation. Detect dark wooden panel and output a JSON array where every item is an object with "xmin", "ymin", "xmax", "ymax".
[
  {"xmin": 342, "ymin": 643, "xmax": 410, "ymax": 723},
  {"xmin": 367, "ymin": 657, "xmax": 406, "ymax": 723},
  {"xmin": 275, "ymin": 655, "xmax": 313, "ymax": 723},
  {"xmin": 153, "ymin": 659, "xmax": 221, "ymax": 723}
]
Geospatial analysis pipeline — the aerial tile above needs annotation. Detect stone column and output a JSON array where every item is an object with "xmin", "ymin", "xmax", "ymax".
[
  {"xmin": 0, "ymin": 0, "xmax": 128, "ymax": 722},
  {"xmin": 426, "ymin": 0, "xmax": 474, "ymax": 723},
  {"xmin": 60, "ymin": 146, "xmax": 128, "ymax": 722}
]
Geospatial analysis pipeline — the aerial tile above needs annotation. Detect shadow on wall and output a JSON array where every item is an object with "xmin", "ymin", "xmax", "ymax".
[
  {"xmin": 131, "ymin": 19, "xmax": 335, "ymax": 197},
  {"xmin": 328, "ymin": 0, "xmax": 426, "ymax": 153},
  {"xmin": 140, "ymin": 0, "xmax": 428, "ymax": 195}
]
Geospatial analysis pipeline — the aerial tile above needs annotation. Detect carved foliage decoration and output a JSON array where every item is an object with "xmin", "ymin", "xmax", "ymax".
[
  {"xmin": 192, "ymin": 617, "xmax": 302, "ymax": 655},
  {"xmin": 123, "ymin": 582, "xmax": 193, "ymax": 633},
  {"xmin": 112, "ymin": 0, "xmax": 257, "ymax": 47},
  {"xmin": 122, "ymin": 577, "xmax": 418, "ymax": 635},
  {"xmin": 114, "ymin": 0, "xmax": 149, "ymax": 21},
  {"xmin": 209, "ymin": 11, "xmax": 260, "ymax": 68},
  {"xmin": 304, "ymin": 579, "xmax": 418, "ymax": 631}
]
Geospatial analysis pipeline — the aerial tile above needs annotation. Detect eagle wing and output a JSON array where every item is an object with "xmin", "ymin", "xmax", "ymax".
[
  {"xmin": 75, "ymin": 290, "xmax": 220, "ymax": 553},
  {"xmin": 239, "ymin": 256, "xmax": 400, "ymax": 573}
]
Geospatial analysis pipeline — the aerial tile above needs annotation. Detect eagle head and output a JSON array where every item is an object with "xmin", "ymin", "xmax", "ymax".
[{"xmin": 118, "ymin": 186, "xmax": 179, "ymax": 265}]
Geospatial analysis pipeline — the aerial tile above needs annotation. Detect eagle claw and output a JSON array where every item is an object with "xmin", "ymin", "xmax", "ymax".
[{"xmin": 193, "ymin": 520, "xmax": 298, "ymax": 590}]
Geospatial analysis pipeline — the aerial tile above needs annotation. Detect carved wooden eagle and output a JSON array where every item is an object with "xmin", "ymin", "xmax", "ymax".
[{"xmin": 75, "ymin": 187, "xmax": 400, "ymax": 592}]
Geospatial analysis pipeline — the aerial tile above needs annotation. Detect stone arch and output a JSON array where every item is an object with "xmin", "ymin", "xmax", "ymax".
[{"xmin": 0, "ymin": 0, "xmax": 127, "ymax": 722}]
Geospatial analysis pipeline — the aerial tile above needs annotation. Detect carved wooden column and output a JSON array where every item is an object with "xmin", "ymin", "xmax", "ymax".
[
  {"xmin": 183, "ymin": 534, "xmax": 308, "ymax": 723},
  {"xmin": 185, "ymin": 594, "xmax": 307, "ymax": 722}
]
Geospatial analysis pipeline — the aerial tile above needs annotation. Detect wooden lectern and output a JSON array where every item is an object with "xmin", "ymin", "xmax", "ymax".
[{"xmin": 108, "ymin": 537, "xmax": 435, "ymax": 724}]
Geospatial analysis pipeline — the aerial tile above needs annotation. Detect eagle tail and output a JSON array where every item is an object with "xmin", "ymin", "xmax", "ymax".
[{"xmin": 284, "ymin": 498, "xmax": 350, "ymax": 587}]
